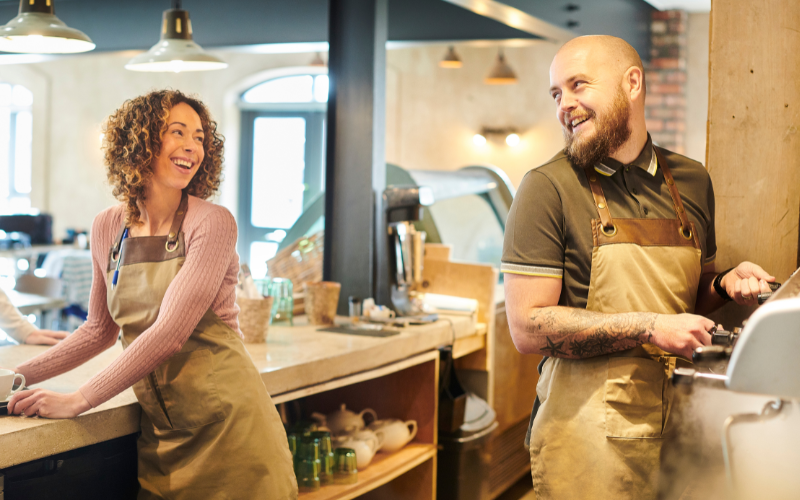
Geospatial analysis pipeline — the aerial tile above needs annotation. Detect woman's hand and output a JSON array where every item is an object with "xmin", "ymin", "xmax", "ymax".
[
  {"xmin": 7, "ymin": 389, "xmax": 91, "ymax": 419},
  {"xmin": 25, "ymin": 330, "xmax": 68, "ymax": 346}
]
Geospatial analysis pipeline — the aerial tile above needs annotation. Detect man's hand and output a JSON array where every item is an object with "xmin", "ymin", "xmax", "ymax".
[
  {"xmin": 7, "ymin": 389, "xmax": 91, "ymax": 419},
  {"xmin": 25, "ymin": 330, "xmax": 68, "ymax": 346},
  {"xmin": 650, "ymin": 313, "xmax": 715, "ymax": 359},
  {"xmin": 721, "ymin": 261, "xmax": 775, "ymax": 306}
]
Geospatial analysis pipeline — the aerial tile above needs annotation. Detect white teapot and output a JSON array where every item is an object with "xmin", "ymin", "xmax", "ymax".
[
  {"xmin": 367, "ymin": 419, "xmax": 418, "ymax": 453},
  {"xmin": 311, "ymin": 404, "xmax": 377, "ymax": 435},
  {"xmin": 333, "ymin": 432, "xmax": 382, "ymax": 469}
]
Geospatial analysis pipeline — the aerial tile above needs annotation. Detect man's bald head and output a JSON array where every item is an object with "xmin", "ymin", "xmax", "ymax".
[
  {"xmin": 549, "ymin": 35, "xmax": 648, "ymax": 168},
  {"xmin": 554, "ymin": 35, "xmax": 645, "ymax": 92}
]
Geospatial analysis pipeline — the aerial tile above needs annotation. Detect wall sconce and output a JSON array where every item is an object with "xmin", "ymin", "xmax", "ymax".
[{"xmin": 474, "ymin": 127, "xmax": 521, "ymax": 147}]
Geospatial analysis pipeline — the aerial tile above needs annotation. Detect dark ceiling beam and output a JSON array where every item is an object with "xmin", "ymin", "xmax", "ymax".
[
  {"xmin": 0, "ymin": 0, "xmax": 540, "ymax": 53},
  {"xmin": 441, "ymin": 0, "xmax": 575, "ymax": 42}
]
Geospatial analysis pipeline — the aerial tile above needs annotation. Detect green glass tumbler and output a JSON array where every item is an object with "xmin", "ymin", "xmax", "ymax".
[
  {"xmin": 287, "ymin": 433, "xmax": 297, "ymax": 457},
  {"xmin": 267, "ymin": 277, "xmax": 294, "ymax": 325},
  {"xmin": 311, "ymin": 431, "xmax": 335, "ymax": 485},
  {"xmin": 294, "ymin": 458, "xmax": 320, "ymax": 492},
  {"xmin": 295, "ymin": 438, "xmax": 321, "ymax": 492},
  {"xmin": 333, "ymin": 447, "xmax": 358, "ymax": 485}
]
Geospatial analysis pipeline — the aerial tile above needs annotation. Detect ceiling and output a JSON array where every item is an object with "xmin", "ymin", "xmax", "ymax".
[
  {"xmin": 0, "ymin": 0, "xmax": 541, "ymax": 52},
  {"xmin": 486, "ymin": 0, "xmax": 657, "ymax": 58},
  {"xmin": 0, "ymin": 0, "xmax": 708, "ymax": 59}
]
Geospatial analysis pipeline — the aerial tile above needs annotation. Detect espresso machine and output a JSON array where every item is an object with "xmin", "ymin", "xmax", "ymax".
[
  {"xmin": 667, "ymin": 268, "xmax": 800, "ymax": 500},
  {"xmin": 380, "ymin": 185, "xmax": 433, "ymax": 316}
]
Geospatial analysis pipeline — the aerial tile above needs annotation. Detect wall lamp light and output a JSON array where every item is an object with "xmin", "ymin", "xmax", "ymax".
[{"xmin": 474, "ymin": 127, "xmax": 521, "ymax": 147}]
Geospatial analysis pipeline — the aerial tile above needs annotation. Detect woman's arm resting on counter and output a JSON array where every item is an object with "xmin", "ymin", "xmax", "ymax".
[
  {"xmin": 8, "ymin": 388, "xmax": 91, "ymax": 419},
  {"xmin": 504, "ymin": 273, "xmax": 715, "ymax": 360},
  {"xmin": 14, "ymin": 211, "xmax": 122, "ymax": 386},
  {"xmin": 24, "ymin": 330, "xmax": 68, "ymax": 346}
]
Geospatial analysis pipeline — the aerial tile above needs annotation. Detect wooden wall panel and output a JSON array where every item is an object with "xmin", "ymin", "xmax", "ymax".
[{"xmin": 707, "ymin": 0, "xmax": 800, "ymax": 326}]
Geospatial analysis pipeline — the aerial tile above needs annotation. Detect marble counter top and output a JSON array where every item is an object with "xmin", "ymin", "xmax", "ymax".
[{"xmin": 0, "ymin": 315, "xmax": 478, "ymax": 468}]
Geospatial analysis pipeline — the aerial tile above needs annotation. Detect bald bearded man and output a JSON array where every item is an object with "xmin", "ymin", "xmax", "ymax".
[{"xmin": 501, "ymin": 36, "xmax": 774, "ymax": 499}]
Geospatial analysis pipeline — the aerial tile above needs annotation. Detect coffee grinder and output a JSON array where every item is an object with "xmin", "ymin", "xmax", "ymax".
[{"xmin": 380, "ymin": 185, "xmax": 433, "ymax": 315}]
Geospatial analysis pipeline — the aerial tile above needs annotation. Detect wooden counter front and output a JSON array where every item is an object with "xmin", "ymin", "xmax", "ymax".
[{"xmin": 0, "ymin": 315, "xmax": 480, "ymax": 469}]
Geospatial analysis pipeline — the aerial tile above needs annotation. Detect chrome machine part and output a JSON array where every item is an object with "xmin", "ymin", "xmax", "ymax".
[
  {"xmin": 672, "ymin": 367, "xmax": 728, "ymax": 389},
  {"xmin": 721, "ymin": 399, "xmax": 784, "ymax": 499}
]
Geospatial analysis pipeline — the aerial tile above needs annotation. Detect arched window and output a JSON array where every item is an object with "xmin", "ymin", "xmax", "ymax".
[
  {"xmin": 0, "ymin": 83, "xmax": 33, "ymax": 214},
  {"xmin": 238, "ymin": 71, "xmax": 328, "ymax": 278}
]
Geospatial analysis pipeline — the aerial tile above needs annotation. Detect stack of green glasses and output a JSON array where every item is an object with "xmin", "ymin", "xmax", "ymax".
[
  {"xmin": 294, "ymin": 436, "xmax": 321, "ymax": 492},
  {"xmin": 310, "ymin": 431, "xmax": 335, "ymax": 485}
]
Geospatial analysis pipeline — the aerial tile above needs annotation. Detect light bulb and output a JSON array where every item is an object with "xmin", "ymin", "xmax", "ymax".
[
  {"xmin": 473, "ymin": 134, "xmax": 487, "ymax": 146},
  {"xmin": 506, "ymin": 133, "xmax": 520, "ymax": 147}
]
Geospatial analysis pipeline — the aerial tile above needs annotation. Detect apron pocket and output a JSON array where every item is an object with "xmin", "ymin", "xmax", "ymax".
[
  {"xmin": 604, "ymin": 357, "xmax": 664, "ymax": 438},
  {"xmin": 156, "ymin": 349, "xmax": 228, "ymax": 431}
]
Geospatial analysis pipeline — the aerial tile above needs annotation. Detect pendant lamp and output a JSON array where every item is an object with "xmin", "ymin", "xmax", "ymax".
[
  {"xmin": 309, "ymin": 52, "xmax": 326, "ymax": 67},
  {"xmin": 126, "ymin": 0, "xmax": 227, "ymax": 73},
  {"xmin": 485, "ymin": 49, "xmax": 518, "ymax": 85},
  {"xmin": 439, "ymin": 46, "xmax": 462, "ymax": 68},
  {"xmin": 0, "ymin": 0, "xmax": 95, "ymax": 54}
]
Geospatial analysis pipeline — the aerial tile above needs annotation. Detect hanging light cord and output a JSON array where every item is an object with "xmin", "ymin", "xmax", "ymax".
[{"xmin": 172, "ymin": 0, "xmax": 182, "ymax": 9}]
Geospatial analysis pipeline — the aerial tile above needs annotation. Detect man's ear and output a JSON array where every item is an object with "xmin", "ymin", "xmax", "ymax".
[{"xmin": 626, "ymin": 66, "xmax": 645, "ymax": 102}]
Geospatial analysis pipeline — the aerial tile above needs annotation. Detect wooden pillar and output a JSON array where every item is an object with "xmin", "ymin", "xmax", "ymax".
[
  {"xmin": 707, "ymin": 0, "xmax": 800, "ymax": 325},
  {"xmin": 323, "ymin": 0, "xmax": 388, "ymax": 312}
]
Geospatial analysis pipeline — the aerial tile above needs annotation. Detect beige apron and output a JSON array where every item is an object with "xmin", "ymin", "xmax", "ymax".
[
  {"xmin": 106, "ymin": 193, "xmax": 297, "ymax": 500},
  {"xmin": 529, "ymin": 149, "xmax": 702, "ymax": 500}
]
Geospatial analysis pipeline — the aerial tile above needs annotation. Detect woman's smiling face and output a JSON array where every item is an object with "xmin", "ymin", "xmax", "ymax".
[{"xmin": 151, "ymin": 102, "xmax": 205, "ymax": 192}]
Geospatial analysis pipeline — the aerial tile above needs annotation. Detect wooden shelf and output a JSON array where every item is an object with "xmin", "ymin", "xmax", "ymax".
[{"xmin": 298, "ymin": 444, "xmax": 437, "ymax": 500}]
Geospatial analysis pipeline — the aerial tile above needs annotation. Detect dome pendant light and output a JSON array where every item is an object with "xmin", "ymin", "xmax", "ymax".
[
  {"xmin": 439, "ymin": 46, "xmax": 462, "ymax": 68},
  {"xmin": 309, "ymin": 52, "xmax": 326, "ymax": 67},
  {"xmin": 0, "ymin": 0, "xmax": 95, "ymax": 54},
  {"xmin": 485, "ymin": 49, "xmax": 518, "ymax": 85},
  {"xmin": 126, "ymin": 0, "xmax": 227, "ymax": 73}
]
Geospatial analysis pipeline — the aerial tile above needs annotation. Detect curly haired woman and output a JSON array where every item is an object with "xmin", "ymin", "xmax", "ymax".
[{"xmin": 8, "ymin": 90, "xmax": 298, "ymax": 500}]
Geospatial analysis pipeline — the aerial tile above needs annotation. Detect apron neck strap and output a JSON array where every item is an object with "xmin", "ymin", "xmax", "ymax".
[
  {"xmin": 166, "ymin": 192, "xmax": 190, "ymax": 248},
  {"xmin": 653, "ymin": 147, "xmax": 692, "ymax": 237},
  {"xmin": 583, "ymin": 167, "xmax": 615, "ymax": 230},
  {"xmin": 583, "ymin": 148, "xmax": 692, "ymax": 236},
  {"xmin": 113, "ymin": 192, "xmax": 190, "ymax": 252},
  {"xmin": 112, "ymin": 217, "xmax": 127, "ymax": 255}
]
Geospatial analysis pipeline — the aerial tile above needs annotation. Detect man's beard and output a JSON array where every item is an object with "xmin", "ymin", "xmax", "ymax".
[{"xmin": 563, "ymin": 88, "xmax": 632, "ymax": 169}]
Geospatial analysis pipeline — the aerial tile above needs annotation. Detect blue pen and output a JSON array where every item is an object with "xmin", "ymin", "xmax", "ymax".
[{"xmin": 112, "ymin": 228, "xmax": 129, "ymax": 289}]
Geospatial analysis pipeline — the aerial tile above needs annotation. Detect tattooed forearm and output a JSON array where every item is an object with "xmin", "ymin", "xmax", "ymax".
[{"xmin": 527, "ymin": 307, "xmax": 657, "ymax": 359}]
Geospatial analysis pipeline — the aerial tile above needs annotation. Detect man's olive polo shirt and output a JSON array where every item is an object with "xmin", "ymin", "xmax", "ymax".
[{"xmin": 501, "ymin": 137, "xmax": 716, "ymax": 310}]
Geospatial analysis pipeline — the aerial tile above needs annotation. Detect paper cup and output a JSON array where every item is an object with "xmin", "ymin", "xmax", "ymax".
[
  {"xmin": 304, "ymin": 282, "xmax": 341, "ymax": 325},
  {"xmin": 236, "ymin": 296, "xmax": 274, "ymax": 343}
]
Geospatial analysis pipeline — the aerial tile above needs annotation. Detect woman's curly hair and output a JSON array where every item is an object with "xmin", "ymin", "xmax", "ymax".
[{"xmin": 102, "ymin": 89, "xmax": 224, "ymax": 226}]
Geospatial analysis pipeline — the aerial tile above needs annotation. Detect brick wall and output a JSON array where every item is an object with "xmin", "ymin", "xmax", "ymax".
[{"xmin": 646, "ymin": 10, "xmax": 687, "ymax": 154}]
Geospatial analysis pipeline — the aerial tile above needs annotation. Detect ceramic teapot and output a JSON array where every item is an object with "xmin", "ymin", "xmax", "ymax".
[
  {"xmin": 333, "ymin": 432, "xmax": 381, "ymax": 469},
  {"xmin": 367, "ymin": 419, "xmax": 418, "ymax": 453},
  {"xmin": 311, "ymin": 404, "xmax": 377, "ymax": 435},
  {"xmin": 341, "ymin": 428, "xmax": 385, "ymax": 452}
]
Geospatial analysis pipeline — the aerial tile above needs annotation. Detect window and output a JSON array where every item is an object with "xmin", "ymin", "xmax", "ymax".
[
  {"xmin": 238, "ymin": 72, "xmax": 328, "ymax": 278},
  {"xmin": 0, "ymin": 83, "xmax": 33, "ymax": 214}
]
